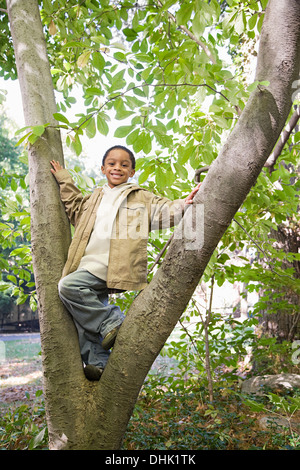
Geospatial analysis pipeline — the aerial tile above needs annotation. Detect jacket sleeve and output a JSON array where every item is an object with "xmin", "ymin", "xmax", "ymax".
[
  {"xmin": 53, "ymin": 169, "xmax": 91, "ymax": 227},
  {"xmin": 147, "ymin": 193, "xmax": 186, "ymax": 231}
]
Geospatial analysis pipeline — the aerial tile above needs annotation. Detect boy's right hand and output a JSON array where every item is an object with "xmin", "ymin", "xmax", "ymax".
[{"xmin": 50, "ymin": 160, "xmax": 63, "ymax": 174}]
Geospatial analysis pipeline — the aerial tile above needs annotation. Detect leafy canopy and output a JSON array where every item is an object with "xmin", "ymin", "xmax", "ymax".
[{"xmin": 0, "ymin": 0, "xmax": 299, "ymax": 335}]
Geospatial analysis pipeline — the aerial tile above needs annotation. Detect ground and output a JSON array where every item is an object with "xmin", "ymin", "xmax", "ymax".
[
  {"xmin": 1, "ymin": 335, "xmax": 300, "ymax": 450},
  {"xmin": 0, "ymin": 357, "xmax": 42, "ymax": 405},
  {"xmin": 0, "ymin": 335, "xmax": 43, "ymax": 409}
]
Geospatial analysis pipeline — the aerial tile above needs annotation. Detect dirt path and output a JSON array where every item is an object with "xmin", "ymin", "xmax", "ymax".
[{"xmin": 0, "ymin": 356, "xmax": 43, "ymax": 405}]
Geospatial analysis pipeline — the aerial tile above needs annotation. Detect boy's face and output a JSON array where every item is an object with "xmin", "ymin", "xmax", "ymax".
[{"xmin": 101, "ymin": 148, "xmax": 135, "ymax": 188}]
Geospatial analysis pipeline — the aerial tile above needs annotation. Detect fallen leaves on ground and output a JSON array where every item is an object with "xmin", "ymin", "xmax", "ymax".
[{"xmin": 0, "ymin": 357, "xmax": 43, "ymax": 405}]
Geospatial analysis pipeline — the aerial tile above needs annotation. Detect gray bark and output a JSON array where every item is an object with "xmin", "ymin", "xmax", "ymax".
[
  {"xmin": 6, "ymin": 0, "xmax": 300, "ymax": 450},
  {"xmin": 6, "ymin": 0, "xmax": 88, "ymax": 448}
]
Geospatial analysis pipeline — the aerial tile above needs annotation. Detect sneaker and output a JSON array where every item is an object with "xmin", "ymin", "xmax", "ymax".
[
  {"xmin": 102, "ymin": 326, "xmax": 120, "ymax": 350},
  {"xmin": 84, "ymin": 364, "xmax": 103, "ymax": 381}
]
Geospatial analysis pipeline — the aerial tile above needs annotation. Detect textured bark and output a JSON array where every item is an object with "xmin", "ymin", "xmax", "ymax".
[
  {"xmin": 6, "ymin": 0, "xmax": 88, "ymax": 448},
  {"xmin": 6, "ymin": 0, "xmax": 300, "ymax": 450}
]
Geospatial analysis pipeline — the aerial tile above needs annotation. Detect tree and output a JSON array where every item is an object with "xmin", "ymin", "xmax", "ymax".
[
  {"xmin": 4, "ymin": 0, "xmax": 300, "ymax": 450},
  {"xmin": 0, "ymin": 113, "xmax": 34, "ymax": 326}
]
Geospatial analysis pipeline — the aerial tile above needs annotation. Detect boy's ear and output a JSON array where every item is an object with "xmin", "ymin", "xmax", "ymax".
[
  {"xmin": 101, "ymin": 165, "xmax": 105, "ymax": 174},
  {"xmin": 130, "ymin": 169, "xmax": 135, "ymax": 177}
]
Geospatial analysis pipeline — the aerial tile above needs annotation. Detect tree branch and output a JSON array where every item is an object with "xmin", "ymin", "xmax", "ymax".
[
  {"xmin": 148, "ymin": 234, "xmax": 174, "ymax": 274},
  {"xmin": 264, "ymin": 106, "xmax": 300, "ymax": 172},
  {"xmin": 71, "ymin": 81, "xmax": 230, "ymax": 133}
]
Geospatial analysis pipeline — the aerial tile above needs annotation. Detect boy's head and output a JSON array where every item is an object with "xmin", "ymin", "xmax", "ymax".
[{"xmin": 101, "ymin": 145, "xmax": 136, "ymax": 188}]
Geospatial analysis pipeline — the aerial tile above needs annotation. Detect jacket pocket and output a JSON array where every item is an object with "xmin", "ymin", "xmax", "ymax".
[
  {"xmin": 118, "ymin": 204, "xmax": 148, "ymax": 240},
  {"xmin": 119, "ymin": 204, "xmax": 146, "ymax": 226}
]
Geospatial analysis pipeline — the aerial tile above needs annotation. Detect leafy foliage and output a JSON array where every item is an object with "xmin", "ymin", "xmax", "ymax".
[
  {"xmin": 1, "ymin": 339, "xmax": 299, "ymax": 451},
  {"xmin": 0, "ymin": 115, "xmax": 36, "ymax": 319},
  {"xmin": 1, "ymin": 1, "xmax": 270, "ymax": 194},
  {"xmin": 124, "ymin": 385, "xmax": 300, "ymax": 450},
  {"xmin": 0, "ymin": 390, "xmax": 47, "ymax": 450}
]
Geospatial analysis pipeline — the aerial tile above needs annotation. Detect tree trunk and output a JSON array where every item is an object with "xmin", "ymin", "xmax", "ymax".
[
  {"xmin": 7, "ymin": 0, "xmax": 300, "ymax": 450},
  {"xmin": 260, "ymin": 223, "xmax": 300, "ymax": 341},
  {"xmin": 6, "ymin": 0, "xmax": 90, "ymax": 448}
]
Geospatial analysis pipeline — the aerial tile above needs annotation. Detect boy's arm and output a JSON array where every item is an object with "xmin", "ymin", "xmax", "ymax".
[
  {"xmin": 50, "ymin": 160, "xmax": 88, "ymax": 226},
  {"xmin": 149, "ymin": 183, "xmax": 201, "ymax": 230}
]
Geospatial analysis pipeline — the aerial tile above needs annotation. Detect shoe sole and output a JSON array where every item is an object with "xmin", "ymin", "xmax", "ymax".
[
  {"xmin": 102, "ymin": 326, "xmax": 120, "ymax": 350},
  {"xmin": 84, "ymin": 365, "xmax": 103, "ymax": 381}
]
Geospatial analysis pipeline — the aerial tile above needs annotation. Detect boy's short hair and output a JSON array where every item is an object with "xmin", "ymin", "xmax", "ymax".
[{"xmin": 102, "ymin": 145, "xmax": 136, "ymax": 169}]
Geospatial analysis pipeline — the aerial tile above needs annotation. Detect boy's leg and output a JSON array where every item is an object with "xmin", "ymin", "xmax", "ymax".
[
  {"xmin": 58, "ymin": 269, "xmax": 124, "ymax": 369},
  {"xmin": 74, "ymin": 320, "xmax": 110, "ymax": 370}
]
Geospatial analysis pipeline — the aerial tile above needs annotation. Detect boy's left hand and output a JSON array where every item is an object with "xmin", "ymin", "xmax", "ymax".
[
  {"xmin": 50, "ymin": 160, "xmax": 63, "ymax": 174},
  {"xmin": 184, "ymin": 183, "xmax": 202, "ymax": 205}
]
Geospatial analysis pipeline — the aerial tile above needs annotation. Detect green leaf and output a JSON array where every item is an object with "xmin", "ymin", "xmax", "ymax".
[
  {"xmin": 176, "ymin": 2, "xmax": 193, "ymax": 25},
  {"xmin": 155, "ymin": 166, "xmax": 166, "ymax": 187},
  {"xmin": 92, "ymin": 51, "xmax": 105, "ymax": 71},
  {"xmin": 138, "ymin": 166, "xmax": 153, "ymax": 184},
  {"xmin": 77, "ymin": 50, "xmax": 91, "ymax": 68},
  {"xmin": 150, "ymin": 125, "xmax": 173, "ymax": 148},
  {"xmin": 85, "ymin": 87, "xmax": 102, "ymax": 96},
  {"xmin": 133, "ymin": 87, "xmax": 147, "ymax": 98},
  {"xmin": 10, "ymin": 246, "xmax": 30, "ymax": 256},
  {"xmin": 97, "ymin": 115, "xmax": 109, "ymax": 136},
  {"xmin": 192, "ymin": 13, "xmax": 205, "ymax": 37},
  {"xmin": 31, "ymin": 125, "xmax": 46, "ymax": 137},
  {"xmin": 123, "ymin": 28, "xmax": 138, "ymax": 41},
  {"xmin": 114, "ymin": 125, "xmax": 135, "ymax": 138},
  {"xmin": 15, "ymin": 132, "xmax": 31, "ymax": 146},
  {"xmin": 0, "ymin": 283, "xmax": 12, "ymax": 292},
  {"xmin": 53, "ymin": 113, "xmax": 70, "ymax": 125},
  {"xmin": 126, "ymin": 129, "xmax": 140, "ymax": 145},
  {"xmin": 248, "ymin": 13, "xmax": 258, "ymax": 30},
  {"xmin": 15, "ymin": 125, "xmax": 31, "ymax": 136},
  {"xmin": 133, "ymin": 131, "xmax": 151, "ymax": 154},
  {"xmin": 165, "ymin": 167, "xmax": 176, "ymax": 186},
  {"xmin": 91, "ymin": 35, "xmax": 108, "ymax": 45},
  {"xmin": 27, "ymin": 133, "xmax": 40, "ymax": 144},
  {"xmin": 260, "ymin": 0, "xmax": 268, "ymax": 9},
  {"xmin": 70, "ymin": 134, "xmax": 82, "ymax": 156},
  {"xmin": 234, "ymin": 11, "xmax": 246, "ymax": 35},
  {"xmin": 85, "ymin": 117, "xmax": 96, "ymax": 139},
  {"xmin": 174, "ymin": 162, "xmax": 188, "ymax": 180},
  {"xmin": 29, "ymin": 427, "xmax": 46, "ymax": 450},
  {"xmin": 10, "ymin": 178, "xmax": 18, "ymax": 191},
  {"xmin": 7, "ymin": 274, "xmax": 17, "ymax": 284}
]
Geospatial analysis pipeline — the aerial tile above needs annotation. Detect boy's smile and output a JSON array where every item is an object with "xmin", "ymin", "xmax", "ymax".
[{"xmin": 101, "ymin": 148, "xmax": 135, "ymax": 188}]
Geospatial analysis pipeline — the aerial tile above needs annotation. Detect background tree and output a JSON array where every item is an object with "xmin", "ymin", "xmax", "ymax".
[
  {"xmin": 0, "ymin": 112, "xmax": 34, "ymax": 326},
  {"xmin": 2, "ymin": 0, "xmax": 300, "ymax": 450}
]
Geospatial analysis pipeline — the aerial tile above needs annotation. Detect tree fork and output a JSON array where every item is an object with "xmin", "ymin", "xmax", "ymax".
[{"xmin": 102, "ymin": 0, "xmax": 300, "ymax": 448}]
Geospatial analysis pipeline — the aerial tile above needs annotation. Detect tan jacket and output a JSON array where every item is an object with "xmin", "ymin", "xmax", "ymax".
[{"xmin": 54, "ymin": 169, "xmax": 185, "ymax": 291}]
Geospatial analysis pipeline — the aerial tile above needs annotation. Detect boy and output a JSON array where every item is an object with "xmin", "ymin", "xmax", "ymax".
[{"xmin": 51, "ymin": 145, "xmax": 200, "ymax": 381}]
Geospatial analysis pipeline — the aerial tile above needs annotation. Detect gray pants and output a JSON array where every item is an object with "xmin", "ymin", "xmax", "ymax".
[{"xmin": 58, "ymin": 269, "xmax": 124, "ymax": 369}]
